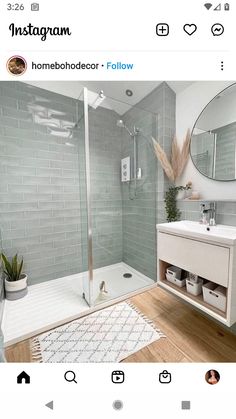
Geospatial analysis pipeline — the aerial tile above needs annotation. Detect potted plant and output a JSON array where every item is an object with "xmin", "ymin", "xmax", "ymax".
[
  {"xmin": 152, "ymin": 131, "xmax": 192, "ymax": 222},
  {"xmin": 165, "ymin": 183, "xmax": 192, "ymax": 222},
  {"xmin": 1, "ymin": 254, "xmax": 27, "ymax": 300}
]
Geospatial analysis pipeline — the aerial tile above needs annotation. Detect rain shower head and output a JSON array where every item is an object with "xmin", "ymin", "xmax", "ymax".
[{"xmin": 90, "ymin": 90, "xmax": 106, "ymax": 109}]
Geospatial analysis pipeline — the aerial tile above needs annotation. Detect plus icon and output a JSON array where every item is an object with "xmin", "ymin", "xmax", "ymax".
[{"xmin": 156, "ymin": 23, "xmax": 169, "ymax": 36}]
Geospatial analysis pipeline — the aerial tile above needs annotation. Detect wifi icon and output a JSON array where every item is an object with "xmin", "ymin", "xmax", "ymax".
[{"xmin": 204, "ymin": 3, "xmax": 213, "ymax": 9}]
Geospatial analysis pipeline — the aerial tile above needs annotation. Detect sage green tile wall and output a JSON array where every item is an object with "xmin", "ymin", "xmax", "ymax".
[
  {"xmin": 121, "ymin": 83, "xmax": 176, "ymax": 280},
  {"xmin": 0, "ymin": 80, "xmax": 177, "ymax": 288},
  {"xmin": 0, "ymin": 229, "xmax": 4, "ymax": 325},
  {"xmin": 121, "ymin": 109, "xmax": 157, "ymax": 280},
  {"xmin": 0, "ymin": 82, "xmax": 123, "ymax": 285},
  {"xmin": 0, "ymin": 81, "xmax": 83, "ymax": 285}
]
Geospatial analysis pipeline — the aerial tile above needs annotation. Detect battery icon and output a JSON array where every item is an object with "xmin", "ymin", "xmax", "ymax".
[{"xmin": 224, "ymin": 3, "xmax": 230, "ymax": 10}]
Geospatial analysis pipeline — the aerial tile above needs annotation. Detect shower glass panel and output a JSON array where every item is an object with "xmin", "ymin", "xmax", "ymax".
[
  {"xmin": 83, "ymin": 89, "xmax": 158, "ymax": 306},
  {"xmin": 78, "ymin": 89, "xmax": 93, "ymax": 306}
]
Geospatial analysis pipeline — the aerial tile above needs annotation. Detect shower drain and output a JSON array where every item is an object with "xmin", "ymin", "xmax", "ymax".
[{"xmin": 123, "ymin": 273, "xmax": 132, "ymax": 278}]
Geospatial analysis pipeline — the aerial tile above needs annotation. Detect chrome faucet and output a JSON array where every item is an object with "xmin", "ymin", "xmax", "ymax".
[{"xmin": 200, "ymin": 202, "xmax": 216, "ymax": 226}]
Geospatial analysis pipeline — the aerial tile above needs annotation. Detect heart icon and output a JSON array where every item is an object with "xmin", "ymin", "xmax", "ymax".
[{"xmin": 183, "ymin": 24, "xmax": 197, "ymax": 36}]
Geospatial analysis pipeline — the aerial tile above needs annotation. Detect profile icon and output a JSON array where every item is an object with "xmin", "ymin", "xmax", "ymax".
[
  {"xmin": 205, "ymin": 369, "xmax": 220, "ymax": 385},
  {"xmin": 7, "ymin": 56, "xmax": 27, "ymax": 76}
]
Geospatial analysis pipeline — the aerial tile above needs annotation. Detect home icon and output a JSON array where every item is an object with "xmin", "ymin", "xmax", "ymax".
[{"xmin": 17, "ymin": 371, "xmax": 30, "ymax": 384}]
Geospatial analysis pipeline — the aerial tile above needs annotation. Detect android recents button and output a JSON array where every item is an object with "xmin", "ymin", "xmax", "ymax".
[{"xmin": 181, "ymin": 400, "xmax": 191, "ymax": 410}]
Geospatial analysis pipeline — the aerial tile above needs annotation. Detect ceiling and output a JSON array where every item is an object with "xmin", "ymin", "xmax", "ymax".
[{"xmin": 25, "ymin": 81, "xmax": 194, "ymax": 116}]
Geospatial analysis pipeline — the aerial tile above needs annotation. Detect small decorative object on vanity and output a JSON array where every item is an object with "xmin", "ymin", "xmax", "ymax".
[
  {"xmin": 1, "ymin": 253, "xmax": 28, "ymax": 300},
  {"xmin": 187, "ymin": 191, "xmax": 201, "ymax": 200}
]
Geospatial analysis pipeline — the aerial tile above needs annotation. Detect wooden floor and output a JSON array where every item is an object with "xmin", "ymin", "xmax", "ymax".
[{"xmin": 5, "ymin": 287, "xmax": 236, "ymax": 362}]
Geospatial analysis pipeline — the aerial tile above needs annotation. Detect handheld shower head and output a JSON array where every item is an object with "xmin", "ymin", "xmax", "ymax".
[
  {"xmin": 116, "ymin": 119, "xmax": 125, "ymax": 128},
  {"xmin": 116, "ymin": 119, "xmax": 133, "ymax": 136}
]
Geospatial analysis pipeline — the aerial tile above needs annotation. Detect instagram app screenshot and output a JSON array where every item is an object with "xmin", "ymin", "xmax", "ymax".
[{"xmin": 0, "ymin": 0, "xmax": 235, "ymax": 417}]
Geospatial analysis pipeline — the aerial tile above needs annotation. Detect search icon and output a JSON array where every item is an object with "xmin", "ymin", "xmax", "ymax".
[{"xmin": 64, "ymin": 370, "xmax": 77, "ymax": 383}]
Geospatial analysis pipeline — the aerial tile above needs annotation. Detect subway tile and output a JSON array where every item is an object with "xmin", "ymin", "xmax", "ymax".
[
  {"xmin": 24, "ymin": 193, "xmax": 52, "ymax": 202},
  {"xmin": 51, "ymin": 176, "xmax": 77, "ymax": 185},
  {"xmin": 23, "ymin": 176, "xmax": 51, "ymax": 185},
  {"xmin": 0, "ymin": 96, "xmax": 18, "ymax": 108},
  {"xmin": 19, "ymin": 120, "xmax": 48, "ymax": 133},
  {"xmin": 1, "ymin": 211, "xmax": 24, "ymax": 221},
  {"xmin": 0, "ymin": 185, "xmax": 8, "ymax": 192},
  {"xmin": 2, "ymin": 106, "xmax": 33, "ymax": 121},
  {"xmin": 1, "ymin": 239, "xmax": 12, "ymax": 249},
  {"xmin": 0, "ymin": 193, "xmax": 24, "ymax": 202},
  {"xmin": 40, "ymin": 232, "xmax": 66, "ymax": 243},
  {"xmin": 1, "ymin": 229, "xmax": 25, "ymax": 240},
  {"xmin": 11, "ymin": 219, "xmax": 40, "ymax": 229},
  {"xmin": 23, "ymin": 210, "xmax": 53, "ymax": 220},
  {"xmin": 0, "ymin": 115, "xmax": 18, "ymax": 128},
  {"xmin": 38, "ymin": 185, "xmax": 63, "ymax": 193},
  {"xmin": 7, "ymin": 166, "xmax": 36, "ymax": 176},
  {"xmin": 8, "ymin": 184, "xmax": 37, "ymax": 193},
  {"xmin": 36, "ymin": 167, "xmax": 62, "ymax": 177},
  {"xmin": 3, "ymin": 126, "xmax": 34, "ymax": 140},
  {"xmin": 0, "ymin": 220, "xmax": 11, "ymax": 229},
  {"xmin": 38, "ymin": 201, "xmax": 65, "ymax": 210},
  {"xmin": 7, "ymin": 202, "xmax": 38, "ymax": 211},
  {"xmin": 52, "ymin": 224, "xmax": 80, "ymax": 233},
  {"xmin": 20, "ymin": 157, "xmax": 50, "ymax": 168},
  {"xmin": 1, "ymin": 175, "xmax": 23, "ymax": 184},
  {"xmin": 53, "ymin": 237, "xmax": 81, "ymax": 248}
]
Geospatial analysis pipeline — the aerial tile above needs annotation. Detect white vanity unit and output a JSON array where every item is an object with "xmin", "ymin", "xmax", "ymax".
[{"xmin": 156, "ymin": 220, "xmax": 236, "ymax": 326}]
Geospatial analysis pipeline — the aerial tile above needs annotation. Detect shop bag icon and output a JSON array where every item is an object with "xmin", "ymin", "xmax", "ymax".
[{"xmin": 159, "ymin": 370, "xmax": 171, "ymax": 384}]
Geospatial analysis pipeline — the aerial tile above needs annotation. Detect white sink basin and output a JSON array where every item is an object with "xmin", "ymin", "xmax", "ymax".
[{"xmin": 156, "ymin": 220, "xmax": 236, "ymax": 245}]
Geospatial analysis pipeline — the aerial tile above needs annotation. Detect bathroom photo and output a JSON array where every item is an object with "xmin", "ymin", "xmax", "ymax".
[{"xmin": 1, "ymin": 80, "xmax": 236, "ymax": 363}]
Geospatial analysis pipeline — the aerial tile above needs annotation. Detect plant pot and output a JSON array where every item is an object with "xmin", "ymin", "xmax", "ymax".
[
  {"xmin": 4, "ymin": 274, "xmax": 28, "ymax": 301},
  {"xmin": 177, "ymin": 190, "xmax": 186, "ymax": 200}
]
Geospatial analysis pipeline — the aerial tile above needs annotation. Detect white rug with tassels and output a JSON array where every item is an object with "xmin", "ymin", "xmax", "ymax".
[{"xmin": 31, "ymin": 301, "xmax": 165, "ymax": 362}]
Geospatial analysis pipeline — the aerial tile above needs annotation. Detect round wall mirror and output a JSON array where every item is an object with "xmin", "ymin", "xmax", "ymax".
[{"xmin": 190, "ymin": 83, "xmax": 236, "ymax": 181}]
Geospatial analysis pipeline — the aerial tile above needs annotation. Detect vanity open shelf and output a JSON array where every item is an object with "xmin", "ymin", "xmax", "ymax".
[
  {"xmin": 159, "ymin": 260, "xmax": 227, "ymax": 320},
  {"xmin": 156, "ymin": 221, "xmax": 236, "ymax": 327}
]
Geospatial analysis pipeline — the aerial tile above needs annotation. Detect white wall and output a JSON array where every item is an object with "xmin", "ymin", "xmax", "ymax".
[{"xmin": 176, "ymin": 81, "xmax": 236, "ymax": 199}]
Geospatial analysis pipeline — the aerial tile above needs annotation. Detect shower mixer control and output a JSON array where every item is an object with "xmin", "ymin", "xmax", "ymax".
[{"xmin": 121, "ymin": 156, "xmax": 131, "ymax": 182}]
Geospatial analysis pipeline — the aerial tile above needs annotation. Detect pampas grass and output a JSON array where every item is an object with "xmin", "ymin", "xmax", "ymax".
[
  {"xmin": 152, "ymin": 138, "xmax": 175, "ymax": 182},
  {"xmin": 152, "ymin": 130, "xmax": 190, "ymax": 182},
  {"xmin": 177, "ymin": 129, "xmax": 191, "ymax": 178},
  {"xmin": 171, "ymin": 135, "xmax": 179, "ymax": 180}
]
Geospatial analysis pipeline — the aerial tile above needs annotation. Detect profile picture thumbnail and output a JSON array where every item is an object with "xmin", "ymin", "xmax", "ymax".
[
  {"xmin": 7, "ymin": 56, "xmax": 27, "ymax": 76},
  {"xmin": 205, "ymin": 369, "xmax": 220, "ymax": 385}
]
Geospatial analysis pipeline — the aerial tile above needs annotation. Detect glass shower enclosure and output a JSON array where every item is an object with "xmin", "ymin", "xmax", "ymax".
[
  {"xmin": 0, "ymin": 81, "xmax": 158, "ymax": 315},
  {"xmin": 79, "ymin": 88, "xmax": 158, "ymax": 307}
]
